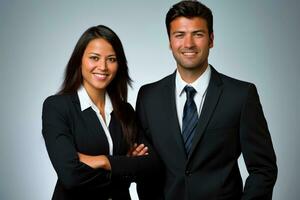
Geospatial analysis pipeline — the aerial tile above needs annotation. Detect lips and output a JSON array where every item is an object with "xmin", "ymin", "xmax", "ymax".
[
  {"xmin": 181, "ymin": 48, "xmax": 198, "ymax": 55},
  {"xmin": 182, "ymin": 52, "xmax": 197, "ymax": 56},
  {"xmin": 181, "ymin": 50, "xmax": 198, "ymax": 58},
  {"xmin": 93, "ymin": 73, "xmax": 109, "ymax": 80}
]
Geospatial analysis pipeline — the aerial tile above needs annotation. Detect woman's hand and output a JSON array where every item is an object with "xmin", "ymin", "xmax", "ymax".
[
  {"xmin": 78, "ymin": 143, "xmax": 148, "ymax": 170},
  {"xmin": 78, "ymin": 153, "xmax": 111, "ymax": 170},
  {"xmin": 127, "ymin": 143, "xmax": 149, "ymax": 156}
]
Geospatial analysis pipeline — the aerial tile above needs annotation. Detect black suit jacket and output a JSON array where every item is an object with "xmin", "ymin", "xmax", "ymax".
[
  {"xmin": 42, "ymin": 93, "xmax": 161, "ymax": 200},
  {"xmin": 136, "ymin": 66, "xmax": 277, "ymax": 200}
]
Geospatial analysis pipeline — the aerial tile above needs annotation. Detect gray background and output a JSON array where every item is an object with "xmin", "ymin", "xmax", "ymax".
[{"xmin": 0, "ymin": 0, "xmax": 299, "ymax": 199}]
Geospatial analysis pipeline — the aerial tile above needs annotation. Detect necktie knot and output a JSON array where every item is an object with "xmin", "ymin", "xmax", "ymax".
[{"xmin": 184, "ymin": 86, "xmax": 196, "ymax": 100}]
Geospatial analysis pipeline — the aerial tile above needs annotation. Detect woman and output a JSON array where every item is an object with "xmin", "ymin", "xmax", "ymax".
[{"xmin": 42, "ymin": 25, "xmax": 161, "ymax": 200}]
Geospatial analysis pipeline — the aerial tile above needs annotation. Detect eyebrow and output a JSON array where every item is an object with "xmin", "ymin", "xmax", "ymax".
[
  {"xmin": 88, "ymin": 52, "xmax": 116, "ymax": 57},
  {"xmin": 193, "ymin": 29, "xmax": 206, "ymax": 33},
  {"xmin": 88, "ymin": 52, "xmax": 100, "ymax": 56},
  {"xmin": 172, "ymin": 29, "xmax": 206, "ymax": 35},
  {"xmin": 172, "ymin": 31, "xmax": 185, "ymax": 35}
]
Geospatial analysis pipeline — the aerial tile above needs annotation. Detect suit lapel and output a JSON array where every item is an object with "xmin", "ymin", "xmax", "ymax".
[
  {"xmin": 162, "ymin": 73, "xmax": 187, "ymax": 159},
  {"xmin": 71, "ymin": 93, "xmax": 110, "ymax": 154},
  {"xmin": 188, "ymin": 67, "xmax": 223, "ymax": 161}
]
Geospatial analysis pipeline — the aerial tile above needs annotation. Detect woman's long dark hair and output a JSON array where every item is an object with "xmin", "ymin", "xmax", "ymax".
[{"xmin": 58, "ymin": 25, "xmax": 137, "ymax": 147}]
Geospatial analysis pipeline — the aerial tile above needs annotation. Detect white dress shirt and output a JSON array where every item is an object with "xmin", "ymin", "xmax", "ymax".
[
  {"xmin": 175, "ymin": 65, "xmax": 211, "ymax": 131},
  {"xmin": 77, "ymin": 85, "xmax": 114, "ymax": 155}
]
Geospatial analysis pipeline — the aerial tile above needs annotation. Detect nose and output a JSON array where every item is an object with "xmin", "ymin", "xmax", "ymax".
[
  {"xmin": 183, "ymin": 34, "xmax": 195, "ymax": 48},
  {"xmin": 97, "ymin": 58, "xmax": 107, "ymax": 70}
]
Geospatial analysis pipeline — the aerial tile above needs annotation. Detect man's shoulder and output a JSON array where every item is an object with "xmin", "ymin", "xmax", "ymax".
[
  {"xmin": 215, "ymin": 69, "xmax": 253, "ymax": 89},
  {"xmin": 209, "ymin": 66, "xmax": 258, "ymax": 100},
  {"xmin": 139, "ymin": 73, "xmax": 174, "ymax": 93}
]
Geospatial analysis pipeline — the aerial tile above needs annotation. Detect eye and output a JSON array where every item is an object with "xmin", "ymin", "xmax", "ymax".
[
  {"xmin": 194, "ymin": 32, "xmax": 204, "ymax": 38},
  {"xmin": 107, "ymin": 57, "xmax": 117, "ymax": 63},
  {"xmin": 174, "ymin": 33, "xmax": 184, "ymax": 38},
  {"xmin": 90, "ymin": 56, "xmax": 99, "ymax": 61}
]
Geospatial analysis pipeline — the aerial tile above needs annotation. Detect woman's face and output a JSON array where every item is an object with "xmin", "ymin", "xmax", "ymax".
[{"xmin": 81, "ymin": 38, "xmax": 118, "ymax": 94}]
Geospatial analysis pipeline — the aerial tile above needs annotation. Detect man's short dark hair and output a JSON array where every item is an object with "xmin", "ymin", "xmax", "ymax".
[{"xmin": 166, "ymin": 0, "xmax": 213, "ymax": 38}]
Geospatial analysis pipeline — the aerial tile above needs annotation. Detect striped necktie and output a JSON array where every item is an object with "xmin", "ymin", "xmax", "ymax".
[{"xmin": 182, "ymin": 86, "xmax": 198, "ymax": 156}]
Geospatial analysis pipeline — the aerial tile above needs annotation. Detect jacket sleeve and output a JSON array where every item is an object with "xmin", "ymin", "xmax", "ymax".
[
  {"xmin": 42, "ymin": 95, "xmax": 111, "ymax": 190},
  {"xmin": 240, "ymin": 84, "xmax": 278, "ymax": 200}
]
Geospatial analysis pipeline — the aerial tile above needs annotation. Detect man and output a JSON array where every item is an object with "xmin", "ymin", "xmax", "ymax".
[{"xmin": 136, "ymin": 1, "xmax": 277, "ymax": 200}]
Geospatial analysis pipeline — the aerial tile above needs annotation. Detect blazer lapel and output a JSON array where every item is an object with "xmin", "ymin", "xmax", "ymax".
[
  {"xmin": 162, "ymin": 72, "xmax": 187, "ymax": 160},
  {"xmin": 71, "ymin": 94, "xmax": 110, "ymax": 154},
  {"xmin": 188, "ymin": 67, "xmax": 223, "ymax": 161}
]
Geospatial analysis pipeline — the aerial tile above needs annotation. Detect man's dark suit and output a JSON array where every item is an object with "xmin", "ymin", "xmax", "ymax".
[
  {"xmin": 42, "ymin": 93, "xmax": 161, "ymax": 200},
  {"xmin": 136, "ymin": 66, "xmax": 277, "ymax": 200}
]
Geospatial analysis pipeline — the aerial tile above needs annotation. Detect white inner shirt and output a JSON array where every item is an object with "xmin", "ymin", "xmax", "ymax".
[
  {"xmin": 77, "ymin": 85, "xmax": 114, "ymax": 155},
  {"xmin": 175, "ymin": 65, "xmax": 211, "ymax": 131}
]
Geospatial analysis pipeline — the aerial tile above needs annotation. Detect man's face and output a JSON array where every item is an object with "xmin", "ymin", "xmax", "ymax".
[{"xmin": 169, "ymin": 16, "xmax": 214, "ymax": 72}]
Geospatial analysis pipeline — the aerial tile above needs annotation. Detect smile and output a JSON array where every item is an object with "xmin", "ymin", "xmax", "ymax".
[
  {"xmin": 182, "ymin": 52, "xmax": 197, "ymax": 55},
  {"xmin": 181, "ymin": 51, "xmax": 198, "ymax": 57},
  {"xmin": 93, "ymin": 73, "xmax": 109, "ymax": 80}
]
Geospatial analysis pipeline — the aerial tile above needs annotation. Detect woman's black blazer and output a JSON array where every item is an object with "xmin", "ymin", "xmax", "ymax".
[{"xmin": 42, "ymin": 93, "xmax": 162, "ymax": 200}]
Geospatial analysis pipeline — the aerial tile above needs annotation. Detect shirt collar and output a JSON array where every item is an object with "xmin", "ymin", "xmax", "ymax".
[
  {"xmin": 176, "ymin": 64, "xmax": 211, "ymax": 97},
  {"xmin": 77, "ymin": 85, "xmax": 113, "ymax": 115}
]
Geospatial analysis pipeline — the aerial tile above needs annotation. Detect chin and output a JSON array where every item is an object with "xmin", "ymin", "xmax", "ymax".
[
  {"xmin": 182, "ymin": 64, "xmax": 201, "ymax": 70},
  {"xmin": 90, "ymin": 83, "xmax": 107, "ymax": 91}
]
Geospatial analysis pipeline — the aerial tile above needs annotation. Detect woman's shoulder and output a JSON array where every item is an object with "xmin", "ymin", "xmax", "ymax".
[
  {"xmin": 44, "ymin": 93, "xmax": 71, "ymax": 104},
  {"xmin": 43, "ymin": 93, "xmax": 74, "ymax": 111}
]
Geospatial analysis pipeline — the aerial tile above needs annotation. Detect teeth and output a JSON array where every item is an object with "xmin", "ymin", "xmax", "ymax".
[
  {"xmin": 183, "ymin": 52, "xmax": 196, "ymax": 56},
  {"xmin": 94, "ymin": 74, "xmax": 107, "ymax": 78}
]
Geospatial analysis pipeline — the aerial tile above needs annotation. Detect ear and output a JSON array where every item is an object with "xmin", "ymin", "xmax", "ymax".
[
  {"xmin": 209, "ymin": 32, "xmax": 214, "ymax": 48},
  {"xmin": 168, "ymin": 38, "xmax": 172, "ymax": 50}
]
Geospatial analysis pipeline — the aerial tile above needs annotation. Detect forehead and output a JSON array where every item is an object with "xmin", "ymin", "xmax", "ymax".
[
  {"xmin": 170, "ymin": 16, "xmax": 208, "ymax": 32},
  {"xmin": 85, "ymin": 38, "xmax": 115, "ymax": 53}
]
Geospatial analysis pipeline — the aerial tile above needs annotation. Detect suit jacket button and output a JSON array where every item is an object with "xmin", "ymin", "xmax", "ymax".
[{"xmin": 185, "ymin": 170, "xmax": 191, "ymax": 176}]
